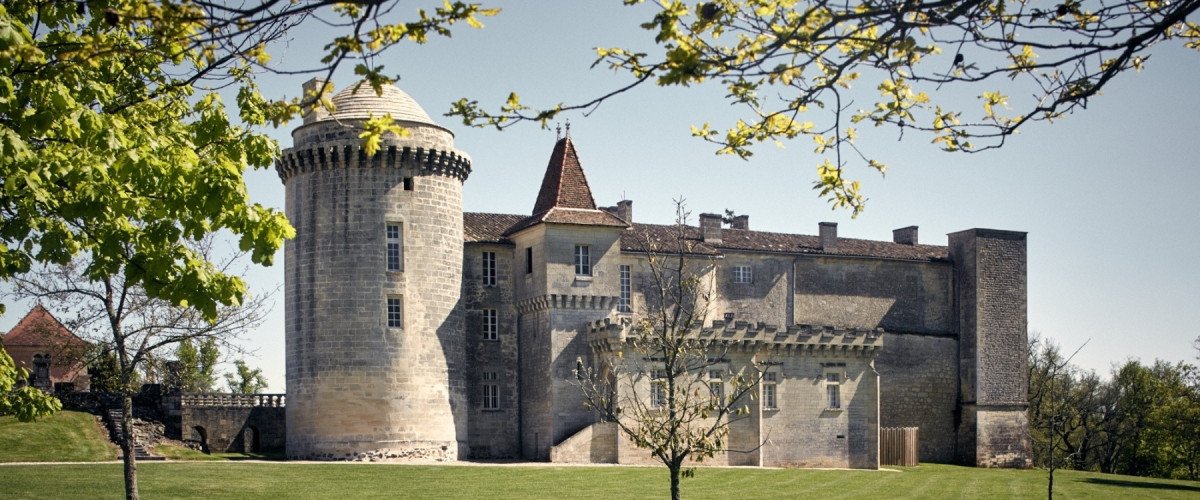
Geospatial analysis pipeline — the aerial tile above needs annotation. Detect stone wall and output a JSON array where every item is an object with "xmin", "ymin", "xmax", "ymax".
[
  {"xmin": 794, "ymin": 256, "xmax": 953, "ymax": 335},
  {"xmin": 281, "ymin": 119, "xmax": 468, "ymax": 461},
  {"xmin": 875, "ymin": 334, "xmax": 959, "ymax": 463},
  {"xmin": 463, "ymin": 243, "xmax": 520, "ymax": 458},
  {"xmin": 181, "ymin": 406, "xmax": 286, "ymax": 453},
  {"xmin": 549, "ymin": 422, "xmax": 617, "ymax": 463},
  {"xmin": 949, "ymin": 229, "xmax": 1030, "ymax": 467}
]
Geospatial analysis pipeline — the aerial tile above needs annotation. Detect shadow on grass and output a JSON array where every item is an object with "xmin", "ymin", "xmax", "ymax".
[
  {"xmin": 1083, "ymin": 478, "xmax": 1200, "ymax": 493},
  {"xmin": 213, "ymin": 451, "xmax": 287, "ymax": 461}
]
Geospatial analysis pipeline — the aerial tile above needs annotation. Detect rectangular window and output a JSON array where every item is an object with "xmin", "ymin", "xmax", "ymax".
[
  {"xmin": 386, "ymin": 223, "xmax": 403, "ymax": 272},
  {"xmin": 574, "ymin": 245, "xmax": 591, "ymax": 276},
  {"xmin": 403, "ymin": 177, "xmax": 414, "ymax": 191},
  {"xmin": 525, "ymin": 247, "xmax": 533, "ymax": 274},
  {"xmin": 650, "ymin": 370, "xmax": 667, "ymax": 408},
  {"xmin": 732, "ymin": 265, "xmax": 752, "ymax": 283},
  {"xmin": 826, "ymin": 372, "xmax": 842, "ymax": 409},
  {"xmin": 762, "ymin": 371, "xmax": 777, "ymax": 409},
  {"xmin": 618, "ymin": 265, "xmax": 632, "ymax": 313},
  {"xmin": 482, "ymin": 371, "xmax": 500, "ymax": 410},
  {"xmin": 387, "ymin": 297, "xmax": 404, "ymax": 329},
  {"xmin": 482, "ymin": 309, "xmax": 498, "ymax": 341},
  {"xmin": 708, "ymin": 370, "xmax": 723, "ymax": 406},
  {"xmin": 481, "ymin": 251, "xmax": 497, "ymax": 286}
]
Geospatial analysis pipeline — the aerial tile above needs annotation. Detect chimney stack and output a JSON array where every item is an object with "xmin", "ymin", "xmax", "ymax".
[
  {"xmin": 617, "ymin": 200, "xmax": 633, "ymax": 223},
  {"xmin": 700, "ymin": 213, "xmax": 723, "ymax": 244},
  {"xmin": 819, "ymin": 222, "xmax": 838, "ymax": 251},
  {"xmin": 730, "ymin": 214, "xmax": 749, "ymax": 230},
  {"xmin": 893, "ymin": 226, "xmax": 918, "ymax": 245},
  {"xmin": 302, "ymin": 78, "xmax": 333, "ymax": 125}
]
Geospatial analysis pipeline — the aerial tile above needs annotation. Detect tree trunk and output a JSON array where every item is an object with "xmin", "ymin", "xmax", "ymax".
[
  {"xmin": 669, "ymin": 463, "xmax": 681, "ymax": 500},
  {"xmin": 121, "ymin": 393, "xmax": 138, "ymax": 500}
]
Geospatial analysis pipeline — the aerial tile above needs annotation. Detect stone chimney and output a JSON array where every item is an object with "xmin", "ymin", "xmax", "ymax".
[
  {"xmin": 302, "ymin": 78, "xmax": 333, "ymax": 125},
  {"xmin": 617, "ymin": 200, "xmax": 633, "ymax": 223},
  {"xmin": 700, "ymin": 213, "xmax": 723, "ymax": 244},
  {"xmin": 730, "ymin": 214, "xmax": 749, "ymax": 230},
  {"xmin": 819, "ymin": 222, "xmax": 838, "ymax": 251},
  {"xmin": 893, "ymin": 226, "xmax": 918, "ymax": 245}
]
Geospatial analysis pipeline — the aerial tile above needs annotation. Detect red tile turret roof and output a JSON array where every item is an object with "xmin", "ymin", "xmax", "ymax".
[{"xmin": 503, "ymin": 137, "xmax": 627, "ymax": 236}]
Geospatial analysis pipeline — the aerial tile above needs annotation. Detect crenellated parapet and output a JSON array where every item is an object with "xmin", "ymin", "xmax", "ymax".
[
  {"xmin": 515, "ymin": 294, "xmax": 618, "ymax": 313},
  {"xmin": 588, "ymin": 317, "xmax": 885, "ymax": 356},
  {"xmin": 275, "ymin": 143, "xmax": 472, "ymax": 182}
]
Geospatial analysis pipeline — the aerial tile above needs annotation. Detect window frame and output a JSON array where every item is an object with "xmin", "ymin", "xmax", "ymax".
[
  {"xmin": 386, "ymin": 296, "xmax": 404, "ymax": 329},
  {"xmin": 825, "ymin": 372, "xmax": 842, "ymax": 410},
  {"xmin": 762, "ymin": 371, "xmax": 778, "ymax": 410},
  {"xmin": 481, "ymin": 371, "xmax": 500, "ymax": 410},
  {"xmin": 482, "ymin": 308, "xmax": 498, "ymax": 341},
  {"xmin": 386, "ymin": 223, "xmax": 403, "ymax": 272},
  {"xmin": 618, "ymin": 264, "xmax": 632, "ymax": 313},
  {"xmin": 481, "ymin": 251, "xmax": 497, "ymax": 286},
  {"xmin": 650, "ymin": 369, "xmax": 667, "ymax": 408},
  {"xmin": 732, "ymin": 264, "xmax": 752, "ymax": 284},
  {"xmin": 574, "ymin": 245, "xmax": 591, "ymax": 276}
]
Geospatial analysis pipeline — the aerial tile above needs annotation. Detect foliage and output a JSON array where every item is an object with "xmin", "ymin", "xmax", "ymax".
[
  {"xmin": 175, "ymin": 337, "xmax": 220, "ymax": 393},
  {"xmin": 1029, "ymin": 335, "xmax": 1200, "ymax": 481},
  {"xmin": 453, "ymin": 0, "xmax": 1200, "ymax": 216},
  {"xmin": 575, "ymin": 201, "xmax": 762, "ymax": 500},
  {"xmin": 0, "ymin": 343, "xmax": 61, "ymax": 422},
  {"xmin": 2, "ymin": 2, "xmax": 496, "ymax": 495},
  {"xmin": 224, "ymin": 360, "xmax": 268, "ymax": 394},
  {"xmin": 0, "ymin": 410, "xmax": 116, "ymax": 462},
  {"xmin": 2, "ymin": 463, "xmax": 1200, "ymax": 499}
]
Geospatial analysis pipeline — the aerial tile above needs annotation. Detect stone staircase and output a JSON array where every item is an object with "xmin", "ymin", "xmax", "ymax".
[{"xmin": 105, "ymin": 409, "xmax": 165, "ymax": 461}]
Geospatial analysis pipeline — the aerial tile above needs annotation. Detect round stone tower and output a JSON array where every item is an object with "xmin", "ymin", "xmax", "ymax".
[{"xmin": 277, "ymin": 80, "xmax": 470, "ymax": 460}]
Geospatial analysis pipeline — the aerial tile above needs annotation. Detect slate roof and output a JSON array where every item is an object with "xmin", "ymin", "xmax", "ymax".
[
  {"xmin": 2, "ymin": 305, "xmax": 87, "ymax": 347},
  {"xmin": 464, "ymin": 213, "xmax": 949, "ymax": 262}
]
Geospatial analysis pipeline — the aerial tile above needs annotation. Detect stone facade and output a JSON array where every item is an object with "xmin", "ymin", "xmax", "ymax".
[{"xmin": 277, "ymin": 79, "xmax": 1031, "ymax": 468}]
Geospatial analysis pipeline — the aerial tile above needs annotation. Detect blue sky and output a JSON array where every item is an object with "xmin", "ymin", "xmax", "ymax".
[{"xmin": 4, "ymin": 2, "xmax": 1198, "ymax": 390}]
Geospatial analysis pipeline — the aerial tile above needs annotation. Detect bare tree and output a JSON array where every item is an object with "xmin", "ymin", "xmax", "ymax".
[
  {"xmin": 576, "ymin": 201, "xmax": 763, "ymax": 500},
  {"xmin": 7, "ymin": 239, "xmax": 271, "ymax": 499}
]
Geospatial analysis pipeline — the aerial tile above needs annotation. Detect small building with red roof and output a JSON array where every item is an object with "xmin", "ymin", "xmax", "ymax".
[{"xmin": 1, "ymin": 305, "xmax": 90, "ymax": 392}]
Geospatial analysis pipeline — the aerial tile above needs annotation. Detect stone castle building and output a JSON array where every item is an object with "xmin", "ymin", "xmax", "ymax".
[{"xmin": 276, "ymin": 79, "xmax": 1031, "ymax": 468}]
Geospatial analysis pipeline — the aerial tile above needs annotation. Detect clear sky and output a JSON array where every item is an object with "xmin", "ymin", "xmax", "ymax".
[{"xmin": 3, "ymin": 2, "xmax": 1198, "ymax": 391}]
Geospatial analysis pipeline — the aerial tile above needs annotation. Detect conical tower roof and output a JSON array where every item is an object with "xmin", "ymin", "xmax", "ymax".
[{"xmin": 504, "ymin": 136, "xmax": 627, "ymax": 235}]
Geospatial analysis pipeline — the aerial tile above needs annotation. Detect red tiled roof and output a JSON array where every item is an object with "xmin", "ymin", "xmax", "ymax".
[
  {"xmin": 2, "ymin": 305, "xmax": 87, "ymax": 347},
  {"xmin": 531, "ymin": 137, "xmax": 597, "ymax": 214},
  {"xmin": 464, "ymin": 212, "xmax": 525, "ymax": 243},
  {"xmin": 463, "ymin": 213, "xmax": 949, "ymax": 261}
]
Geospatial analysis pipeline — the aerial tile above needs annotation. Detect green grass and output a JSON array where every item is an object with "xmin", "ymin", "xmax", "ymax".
[
  {"xmin": 0, "ymin": 462, "xmax": 1197, "ymax": 499},
  {"xmin": 0, "ymin": 410, "xmax": 117, "ymax": 462}
]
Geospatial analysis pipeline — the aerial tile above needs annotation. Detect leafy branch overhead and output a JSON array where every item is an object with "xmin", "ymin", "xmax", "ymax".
[
  {"xmin": 0, "ymin": 1, "xmax": 496, "ymax": 320},
  {"xmin": 451, "ymin": 0, "xmax": 1200, "ymax": 216}
]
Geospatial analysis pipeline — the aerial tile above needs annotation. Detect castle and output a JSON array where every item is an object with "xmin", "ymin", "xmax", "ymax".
[{"xmin": 275, "ymin": 79, "xmax": 1031, "ymax": 468}]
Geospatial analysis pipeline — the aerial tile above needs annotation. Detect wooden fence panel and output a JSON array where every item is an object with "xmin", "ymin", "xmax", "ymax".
[{"xmin": 880, "ymin": 427, "xmax": 919, "ymax": 466}]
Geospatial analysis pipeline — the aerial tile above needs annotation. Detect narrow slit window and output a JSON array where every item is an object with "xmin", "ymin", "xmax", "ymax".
[
  {"xmin": 386, "ymin": 223, "xmax": 403, "ymax": 272},
  {"xmin": 618, "ymin": 265, "xmax": 632, "ymax": 313},
  {"xmin": 525, "ymin": 247, "xmax": 533, "ymax": 274},
  {"xmin": 482, "ymin": 309, "xmax": 498, "ymax": 341},
  {"xmin": 482, "ymin": 251, "xmax": 497, "ymax": 286}
]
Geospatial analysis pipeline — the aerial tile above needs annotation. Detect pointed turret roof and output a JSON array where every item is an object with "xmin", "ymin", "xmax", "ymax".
[
  {"xmin": 532, "ymin": 137, "xmax": 597, "ymax": 213},
  {"xmin": 504, "ymin": 137, "xmax": 627, "ymax": 236},
  {"xmin": 2, "ymin": 305, "xmax": 86, "ymax": 347}
]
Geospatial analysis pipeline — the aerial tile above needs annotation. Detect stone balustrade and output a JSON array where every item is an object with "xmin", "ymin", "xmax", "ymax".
[{"xmin": 180, "ymin": 393, "xmax": 286, "ymax": 408}]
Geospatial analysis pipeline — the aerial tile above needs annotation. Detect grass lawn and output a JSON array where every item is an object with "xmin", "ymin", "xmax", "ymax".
[
  {"xmin": 0, "ymin": 410, "xmax": 117, "ymax": 462},
  {"xmin": 0, "ymin": 462, "xmax": 1197, "ymax": 499}
]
